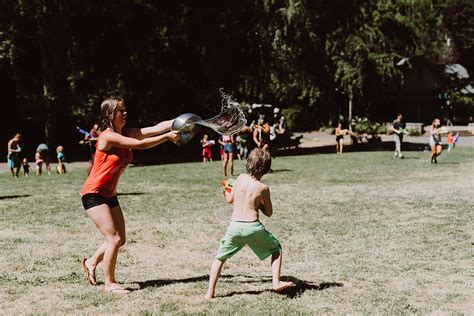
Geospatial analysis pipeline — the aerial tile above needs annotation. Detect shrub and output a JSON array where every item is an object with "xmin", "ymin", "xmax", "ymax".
[
  {"xmin": 407, "ymin": 128, "xmax": 423, "ymax": 136},
  {"xmin": 354, "ymin": 117, "xmax": 387, "ymax": 135},
  {"xmin": 281, "ymin": 106, "xmax": 302, "ymax": 131}
]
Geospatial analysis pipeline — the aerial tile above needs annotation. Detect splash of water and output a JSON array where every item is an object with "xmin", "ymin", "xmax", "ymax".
[{"xmin": 195, "ymin": 89, "xmax": 247, "ymax": 135}]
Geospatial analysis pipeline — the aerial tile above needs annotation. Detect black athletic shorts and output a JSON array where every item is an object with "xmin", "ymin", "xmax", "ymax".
[{"xmin": 82, "ymin": 193, "xmax": 119, "ymax": 210}]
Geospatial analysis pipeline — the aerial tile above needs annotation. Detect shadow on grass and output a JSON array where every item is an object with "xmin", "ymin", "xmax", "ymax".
[
  {"xmin": 270, "ymin": 169, "xmax": 293, "ymax": 173},
  {"xmin": 0, "ymin": 194, "xmax": 30, "ymax": 200},
  {"xmin": 277, "ymin": 141, "xmax": 432, "ymax": 157},
  {"xmin": 220, "ymin": 276, "xmax": 343, "ymax": 299},
  {"xmin": 117, "ymin": 192, "xmax": 147, "ymax": 196},
  {"xmin": 135, "ymin": 274, "xmax": 342, "ymax": 299},
  {"xmin": 136, "ymin": 275, "xmax": 210, "ymax": 289}
]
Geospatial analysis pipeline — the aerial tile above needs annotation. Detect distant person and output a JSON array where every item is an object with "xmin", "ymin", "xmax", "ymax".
[
  {"xmin": 269, "ymin": 119, "xmax": 278, "ymax": 158},
  {"xmin": 7, "ymin": 133, "xmax": 23, "ymax": 178},
  {"xmin": 35, "ymin": 143, "xmax": 51, "ymax": 176},
  {"xmin": 200, "ymin": 134, "xmax": 213, "ymax": 162},
  {"xmin": 278, "ymin": 116, "xmax": 286, "ymax": 135},
  {"xmin": 205, "ymin": 149, "xmax": 293, "ymax": 299},
  {"xmin": 80, "ymin": 96, "xmax": 180, "ymax": 295},
  {"xmin": 22, "ymin": 158, "xmax": 30, "ymax": 177},
  {"xmin": 236, "ymin": 133, "xmax": 248, "ymax": 159},
  {"xmin": 447, "ymin": 132, "xmax": 459, "ymax": 153},
  {"xmin": 234, "ymin": 135, "xmax": 242, "ymax": 160},
  {"xmin": 390, "ymin": 114, "xmax": 406, "ymax": 158},
  {"xmin": 253, "ymin": 116, "xmax": 270, "ymax": 150},
  {"xmin": 335, "ymin": 123, "xmax": 346, "ymax": 154},
  {"xmin": 430, "ymin": 118, "xmax": 443, "ymax": 164},
  {"xmin": 218, "ymin": 135, "xmax": 225, "ymax": 160},
  {"xmin": 81, "ymin": 123, "xmax": 99, "ymax": 175},
  {"xmin": 218, "ymin": 134, "xmax": 234, "ymax": 177},
  {"xmin": 56, "ymin": 146, "xmax": 67, "ymax": 174}
]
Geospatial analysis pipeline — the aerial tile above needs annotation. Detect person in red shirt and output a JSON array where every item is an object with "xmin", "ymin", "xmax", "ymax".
[{"xmin": 80, "ymin": 96, "xmax": 180, "ymax": 294}]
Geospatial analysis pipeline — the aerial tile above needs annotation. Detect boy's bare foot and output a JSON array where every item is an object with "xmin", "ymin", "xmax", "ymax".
[
  {"xmin": 273, "ymin": 281, "xmax": 294, "ymax": 292},
  {"xmin": 204, "ymin": 293, "xmax": 214, "ymax": 300},
  {"xmin": 103, "ymin": 283, "xmax": 130, "ymax": 295}
]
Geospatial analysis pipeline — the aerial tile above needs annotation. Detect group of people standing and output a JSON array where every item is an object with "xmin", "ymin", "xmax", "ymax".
[
  {"xmin": 391, "ymin": 114, "xmax": 450, "ymax": 163},
  {"xmin": 334, "ymin": 114, "xmax": 455, "ymax": 162},
  {"xmin": 6, "ymin": 134, "xmax": 66, "ymax": 177},
  {"xmin": 200, "ymin": 115, "xmax": 285, "ymax": 177}
]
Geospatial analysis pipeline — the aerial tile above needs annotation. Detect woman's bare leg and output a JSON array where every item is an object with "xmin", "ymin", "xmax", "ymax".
[
  {"xmin": 222, "ymin": 153, "xmax": 228, "ymax": 177},
  {"xmin": 430, "ymin": 145, "xmax": 437, "ymax": 163},
  {"xmin": 228, "ymin": 153, "xmax": 234, "ymax": 177},
  {"xmin": 86, "ymin": 204, "xmax": 128, "ymax": 293}
]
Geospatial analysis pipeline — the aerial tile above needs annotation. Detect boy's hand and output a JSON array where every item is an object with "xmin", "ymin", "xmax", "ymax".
[{"xmin": 223, "ymin": 189, "xmax": 234, "ymax": 204}]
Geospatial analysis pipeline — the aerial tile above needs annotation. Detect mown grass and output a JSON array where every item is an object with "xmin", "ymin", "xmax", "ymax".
[{"xmin": 0, "ymin": 149, "xmax": 473, "ymax": 314}]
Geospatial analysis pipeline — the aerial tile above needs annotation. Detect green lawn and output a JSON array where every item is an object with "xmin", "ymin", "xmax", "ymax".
[{"xmin": 0, "ymin": 149, "xmax": 472, "ymax": 314}]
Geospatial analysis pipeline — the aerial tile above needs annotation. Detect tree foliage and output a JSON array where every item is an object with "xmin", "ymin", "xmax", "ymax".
[{"xmin": 0, "ymin": 0, "xmax": 469, "ymax": 147}]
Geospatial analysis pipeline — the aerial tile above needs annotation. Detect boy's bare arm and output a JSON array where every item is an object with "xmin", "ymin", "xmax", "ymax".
[
  {"xmin": 224, "ymin": 189, "xmax": 234, "ymax": 204},
  {"xmin": 259, "ymin": 187, "xmax": 273, "ymax": 217}
]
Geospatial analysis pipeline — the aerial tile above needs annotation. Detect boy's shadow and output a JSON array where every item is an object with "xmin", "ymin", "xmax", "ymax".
[
  {"xmin": 220, "ymin": 275, "xmax": 343, "ymax": 299},
  {"xmin": 134, "ymin": 275, "xmax": 343, "ymax": 299}
]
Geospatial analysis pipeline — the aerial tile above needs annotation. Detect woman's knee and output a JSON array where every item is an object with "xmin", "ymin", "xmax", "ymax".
[{"xmin": 108, "ymin": 233, "xmax": 126, "ymax": 247}]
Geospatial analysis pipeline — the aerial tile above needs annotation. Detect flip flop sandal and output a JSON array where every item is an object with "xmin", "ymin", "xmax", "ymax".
[{"xmin": 81, "ymin": 258, "xmax": 97, "ymax": 285}]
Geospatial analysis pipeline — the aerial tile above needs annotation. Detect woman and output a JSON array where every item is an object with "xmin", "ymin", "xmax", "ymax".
[
  {"xmin": 219, "ymin": 134, "xmax": 234, "ymax": 177},
  {"xmin": 81, "ymin": 97, "xmax": 180, "ymax": 294},
  {"xmin": 253, "ymin": 117, "xmax": 270, "ymax": 150},
  {"xmin": 335, "ymin": 123, "xmax": 345, "ymax": 154},
  {"xmin": 430, "ymin": 118, "xmax": 442, "ymax": 164},
  {"xmin": 7, "ymin": 133, "xmax": 22, "ymax": 178}
]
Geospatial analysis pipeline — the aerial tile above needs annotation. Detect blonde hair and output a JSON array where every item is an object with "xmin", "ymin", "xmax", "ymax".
[
  {"xmin": 13, "ymin": 133, "xmax": 22, "ymax": 141},
  {"xmin": 246, "ymin": 148, "xmax": 271, "ymax": 178},
  {"xmin": 99, "ymin": 96, "xmax": 124, "ymax": 132}
]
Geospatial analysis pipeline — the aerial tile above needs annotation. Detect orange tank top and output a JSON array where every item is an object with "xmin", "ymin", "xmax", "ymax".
[{"xmin": 81, "ymin": 133, "xmax": 133, "ymax": 198}]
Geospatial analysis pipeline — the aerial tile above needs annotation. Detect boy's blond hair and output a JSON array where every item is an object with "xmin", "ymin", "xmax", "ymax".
[{"xmin": 246, "ymin": 148, "xmax": 271, "ymax": 178}]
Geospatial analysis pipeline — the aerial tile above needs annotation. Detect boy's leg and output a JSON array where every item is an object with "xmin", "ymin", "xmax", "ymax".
[
  {"xmin": 205, "ymin": 259, "xmax": 225, "ymax": 299},
  {"xmin": 271, "ymin": 251, "xmax": 293, "ymax": 291}
]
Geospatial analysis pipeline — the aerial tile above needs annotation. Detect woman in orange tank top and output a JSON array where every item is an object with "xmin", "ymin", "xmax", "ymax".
[{"xmin": 80, "ymin": 97, "xmax": 180, "ymax": 294}]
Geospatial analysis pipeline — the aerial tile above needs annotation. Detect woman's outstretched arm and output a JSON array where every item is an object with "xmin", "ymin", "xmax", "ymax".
[{"xmin": 124, "ymin": 120, "xmax": 174, "ymax": 140}]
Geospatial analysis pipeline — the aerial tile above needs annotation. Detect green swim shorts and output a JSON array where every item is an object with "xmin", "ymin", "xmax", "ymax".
[{"xmin": 215, "ymin": 221, "xmax": 281, "ymax": 261}]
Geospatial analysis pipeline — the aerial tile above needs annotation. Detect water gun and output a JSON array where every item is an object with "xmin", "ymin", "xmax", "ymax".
[
  {"xmin": 222, "ymin": 178, "xmax": 235, "ymax": 193},
  {"xmin": 453, "ymin": 132, "xmax": 460, "ymax": 143},
  {"xmin": 76, "ymin": 126, "xmax": 92, "ymax": 137}
]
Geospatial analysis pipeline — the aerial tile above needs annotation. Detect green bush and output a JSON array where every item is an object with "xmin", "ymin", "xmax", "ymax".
[
  {"xmin": 354, "ymin": 117, "xmax": 387, "ymax": 135},
  {"xmin": 407, "ymin": 128, "xmax": 423, "ymax": 136},
  {"xmin": 281, "ymin": 106, "xmax": 302, "ymax": 131}
]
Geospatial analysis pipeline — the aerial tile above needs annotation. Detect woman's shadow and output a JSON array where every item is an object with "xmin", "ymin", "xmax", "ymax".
[{"xmin": 134, "ymin": 274, "xmax": 343, "ymax": 299}]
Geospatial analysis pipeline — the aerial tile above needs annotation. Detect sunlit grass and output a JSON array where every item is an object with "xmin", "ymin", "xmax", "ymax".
[{"xmin": 0, "ymin": 149, "xmax": 472, "ymax": 313}]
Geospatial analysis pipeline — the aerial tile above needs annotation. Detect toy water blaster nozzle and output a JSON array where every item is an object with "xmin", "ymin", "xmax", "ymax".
[{"xmin": 222, "ymin": 178, "xmax": 236, "ymax": 193}]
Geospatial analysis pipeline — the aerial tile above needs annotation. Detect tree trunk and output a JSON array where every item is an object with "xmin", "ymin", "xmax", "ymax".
[{"xmin": 35, "ymin": 0, "xmax": 68, "ymax": 151}]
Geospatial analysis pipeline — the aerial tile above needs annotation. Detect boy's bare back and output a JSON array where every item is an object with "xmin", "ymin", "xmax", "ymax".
[{"xmin": 225, "ymin": 173, "xmax": 273, "ymax": 222}]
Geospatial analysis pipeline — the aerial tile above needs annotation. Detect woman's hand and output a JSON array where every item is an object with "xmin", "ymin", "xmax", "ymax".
[{"xmin": 166, "ymin": 131, "xmax": 180, "ymax": 143}]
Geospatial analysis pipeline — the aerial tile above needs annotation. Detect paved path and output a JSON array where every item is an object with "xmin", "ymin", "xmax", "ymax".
[{"xmin": 297, "ymin": 131, "xmax": 474, "ymax": 148}]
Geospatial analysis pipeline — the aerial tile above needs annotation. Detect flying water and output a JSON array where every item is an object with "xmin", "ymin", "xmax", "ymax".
[{"xmin": 195, "ymin": 90, "xmax": 247, "ymax": 135}]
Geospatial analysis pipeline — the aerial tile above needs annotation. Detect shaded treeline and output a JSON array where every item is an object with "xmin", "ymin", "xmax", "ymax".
[{"xmin": 0, "ymin": 0, "xmax": 472, "ymax": 160}]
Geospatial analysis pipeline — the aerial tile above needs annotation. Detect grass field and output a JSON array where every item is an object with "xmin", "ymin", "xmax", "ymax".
[{"xmin": 0, "ymin": 149, "xmax": 473, "ymax": 314}]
